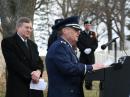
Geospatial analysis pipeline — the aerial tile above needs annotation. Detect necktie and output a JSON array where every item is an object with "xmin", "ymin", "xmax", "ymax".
[
  {"xmin": 24, "ymin": 40, "xmax": 31, "ymax": 58},
  {"xmin": 24, "ymin": 40, "xmax": 28, "ymax": 48}
]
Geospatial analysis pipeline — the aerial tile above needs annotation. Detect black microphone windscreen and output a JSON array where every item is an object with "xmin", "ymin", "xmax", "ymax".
[{"xmin": 101, "ymin": 45, "xmax": 106, "ymax": 50}]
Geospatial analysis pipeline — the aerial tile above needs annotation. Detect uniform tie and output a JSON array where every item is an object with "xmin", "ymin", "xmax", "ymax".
[
  {"xmin": 24, "ymin": 40, "xmax": 31, "ymax": 58},
  {"xmin": 85, "ymin": 31, "xmax": 89, "ymax": 35}
]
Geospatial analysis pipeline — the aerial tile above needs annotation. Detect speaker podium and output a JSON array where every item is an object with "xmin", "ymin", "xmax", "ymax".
[{"xmin": 86, "ymin": 56, "xmax": 130, "ymax": 97}]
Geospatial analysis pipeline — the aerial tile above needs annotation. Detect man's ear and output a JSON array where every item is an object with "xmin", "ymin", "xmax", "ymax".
[
  {"xmin": 62, "ymin": 28, "xmax": 66, "ymax": 32},
  {"xmin": 62, "ymin": 27, "xmax": 68, "ymax": 34}
]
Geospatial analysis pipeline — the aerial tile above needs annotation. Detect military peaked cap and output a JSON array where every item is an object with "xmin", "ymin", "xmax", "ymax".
[{"xmin": 54, "ymin": 16, "xmax": 81, "ymax": 30}]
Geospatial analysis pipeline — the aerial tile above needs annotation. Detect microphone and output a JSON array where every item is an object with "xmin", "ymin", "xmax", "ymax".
[{"xmin": 101, "ymin": 37, "xmax": 119, "ymax": 50}]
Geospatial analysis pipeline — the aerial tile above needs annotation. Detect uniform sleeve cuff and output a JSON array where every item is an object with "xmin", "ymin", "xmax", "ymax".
[
  {"xmin": 87, "ymin": 65, "xmax": 93, "ymax": 72},
  {"xmin": 84, "ymin": 64, "xmax": 93, "ymax": 75}
]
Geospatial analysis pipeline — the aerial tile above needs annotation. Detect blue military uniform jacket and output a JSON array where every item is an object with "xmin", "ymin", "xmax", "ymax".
[{"xmin": 46, "ymin": 37, "xmax": 92, "ymax": 97}]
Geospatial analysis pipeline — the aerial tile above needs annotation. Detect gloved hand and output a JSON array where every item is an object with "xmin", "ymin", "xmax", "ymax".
[{"xmin": 84, "ymin": 48, "xmax": 91, "ymax": 54}]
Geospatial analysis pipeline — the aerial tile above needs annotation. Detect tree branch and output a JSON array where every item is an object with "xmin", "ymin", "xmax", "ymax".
[{"xmin": 35, "ymin": 0, "xmax": 46, "ymax": 10}]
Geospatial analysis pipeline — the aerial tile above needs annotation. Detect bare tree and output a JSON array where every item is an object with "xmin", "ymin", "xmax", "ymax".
[
  {"xmin": 80, "ymin": 0, "xmax": 129, "ymax": 50},
  {"xmin": 112, "ymin": 0, "xmax": 128, "ymax": 50},
  {"xmin": 0, "ymin": 0, "xmax": 46, "ymax": 39}
]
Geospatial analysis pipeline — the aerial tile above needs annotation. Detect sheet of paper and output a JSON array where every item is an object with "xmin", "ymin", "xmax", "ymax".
[
  {"xmin": 30, "ymin": 78, "xmax": 47, "ymax": 90},
  {"xmin": 103, "ymin": 58, "xmax": 114, "ymax": 68}
]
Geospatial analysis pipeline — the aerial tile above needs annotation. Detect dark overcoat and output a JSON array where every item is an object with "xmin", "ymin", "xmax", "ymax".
[
  {"xmin": 1, "ymin": 33, "xmax": 44, "ymax": 97},
  {"xmin": 46, "ymin": 37, "xmax": 89, "ymax": 97}
]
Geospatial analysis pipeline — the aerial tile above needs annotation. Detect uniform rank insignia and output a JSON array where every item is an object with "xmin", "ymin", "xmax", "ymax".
[{"xmin": 60, "ymin": 41, "xmax": 66, "ymax": 44}]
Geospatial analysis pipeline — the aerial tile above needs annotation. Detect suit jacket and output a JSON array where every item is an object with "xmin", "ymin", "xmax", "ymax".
[
  {"xmin": 1, "ymin": 33, "xmax": 44, "ymax": 97},
  {"xmin": 77, "ymin": 30, "xmax": 98, "ymax": 64},
  {"xmin": 46, "ymin": 37, "xmax": 92, "ymax": 97}
]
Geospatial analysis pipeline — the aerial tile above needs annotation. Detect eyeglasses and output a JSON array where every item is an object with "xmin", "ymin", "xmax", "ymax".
[
  {"xmin": 65, "ymin": 27, "xmax": 81, "ymax": 33},
  {"xmin": 73, "ymin": 28, "xmax": 81, "ymax": 32}
]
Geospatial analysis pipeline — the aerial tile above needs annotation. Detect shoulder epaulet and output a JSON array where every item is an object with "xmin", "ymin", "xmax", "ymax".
[{"xmin": 60, "ymin": 40, "xmax": 70, "ymax": 47}]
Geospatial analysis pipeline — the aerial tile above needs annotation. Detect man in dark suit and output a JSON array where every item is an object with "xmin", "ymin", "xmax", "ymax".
[
  {"xmin": 77, "ymin": 19, "xmax": 98, "ymax": 90},
  {"xmin": 1, "ymin": 17, "xmax": 44, "ymax": 97},
  {"xmin": 45, "ymin": 16, "xmax": 105, "ymax": 97}
]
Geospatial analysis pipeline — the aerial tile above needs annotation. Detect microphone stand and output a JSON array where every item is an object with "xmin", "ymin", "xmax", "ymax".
[
  {"xmin": 113, "ymin": 39, "xmax": 117, "ymax": 63},
  {"xmin": 101, "ymin": 37, "xmax": 119, "ymax": 62}
]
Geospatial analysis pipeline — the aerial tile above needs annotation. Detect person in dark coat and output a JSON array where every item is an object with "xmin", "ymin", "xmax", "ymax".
[
  {"xmin": 77, "ymin": 19, "xmax": 98, "ymax": 90},
  {"xmin": 1, "ymin": 17, "xmax": 44, "ymax": 97},
  {"xmin": 45, "ymin": 16, "xmax": 105, "ymax": 97},
  {"xmin": 47, "ymin": 18, "xmax": 63, "ymax": 50}
]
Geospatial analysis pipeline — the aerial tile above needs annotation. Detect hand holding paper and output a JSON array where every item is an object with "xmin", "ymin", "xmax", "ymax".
[{"xmin": 31, "ymin": 70, "xmax": 41, "ymax": 83}]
